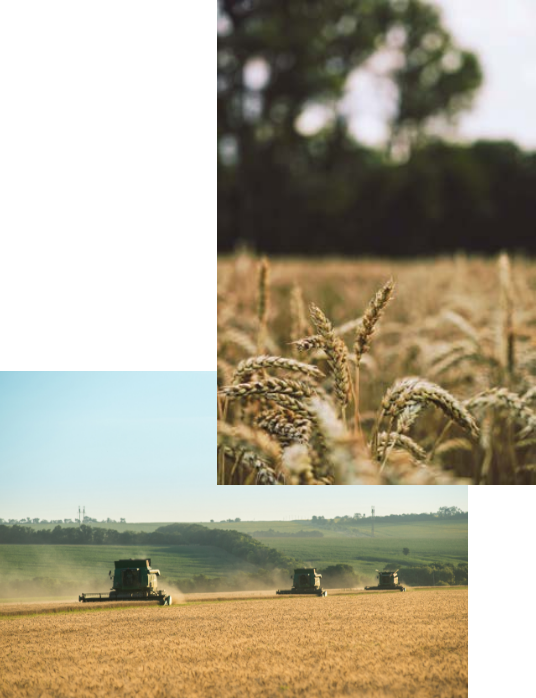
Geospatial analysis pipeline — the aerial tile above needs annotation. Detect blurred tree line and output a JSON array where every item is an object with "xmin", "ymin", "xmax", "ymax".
[{"xmin": 218, "ymin": 0, "xmax": 535, "ymax": 256}]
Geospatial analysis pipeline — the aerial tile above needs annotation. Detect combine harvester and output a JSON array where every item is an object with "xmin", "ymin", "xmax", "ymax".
[
  {"xmin": 79, "ymin": 558, "xmax": 172, "ymax": 605},
  {"xmin": 365, "ymin": 569, "xmax": 406, "ymax": 592},
  {"xmin": 276, "ymin": 568, "xmax": 328, "ymax": 597}
]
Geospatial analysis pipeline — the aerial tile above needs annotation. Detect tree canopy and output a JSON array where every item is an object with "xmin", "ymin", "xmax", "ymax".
[{"xmin": 218, "ymin": 1, "xmax": 535, "ymax": 256}]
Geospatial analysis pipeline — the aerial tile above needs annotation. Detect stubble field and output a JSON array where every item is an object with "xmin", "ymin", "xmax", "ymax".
[{"xmin": 1, "ymin": 588, "xmax": 467, "ymax": 698}]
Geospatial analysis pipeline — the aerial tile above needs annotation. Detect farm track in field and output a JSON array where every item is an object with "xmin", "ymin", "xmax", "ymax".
[{"xmin": 1, "ymin": 588, "xmax": 467, "ymax": 697}]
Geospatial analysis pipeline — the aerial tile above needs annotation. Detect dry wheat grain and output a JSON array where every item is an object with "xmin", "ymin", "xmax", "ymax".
[
  {"xmin": 380, "ymin": 378, "xmax": 480, "ymax": 440},
  {"xmin": 354, "ymin": 278, "xmax": 395, "ymax": 366},
  {"xmin": 221, "ymin": 377, "xmax": 316, "ymax": 401},
  {"xmin": 309, "ymin": 304, "xmax": 350, "ymax": 410},
  {"xmin": 233, "ymin": 355, "xmax": 324, "ymax": 383}
]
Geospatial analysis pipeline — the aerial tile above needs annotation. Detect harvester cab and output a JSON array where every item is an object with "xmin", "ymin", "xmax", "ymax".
[
  {"xmin": 276, "ymin": 568, "xmax": 327, "ymax": 597},
  {"xmin": 79, "ymin": 559, "xmax": 172, "ymax": 605},
  {"xmin": 365, "ymin": 569, "xmax": 406, "ymax": 592}
]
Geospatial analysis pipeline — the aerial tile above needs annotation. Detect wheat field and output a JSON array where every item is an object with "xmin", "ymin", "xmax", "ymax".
[
  {"xmin": 1, "ymin": 589, "xmax": 467, "ymax": 698},
  {"xmin": 218, "ymin": 254, "xmax": 536, "ymax": 484}
]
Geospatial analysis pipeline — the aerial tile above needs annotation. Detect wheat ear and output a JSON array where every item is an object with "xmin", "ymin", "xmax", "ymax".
[
  {"xmin": 233, "ymin": 355, "xmax": 324, "ymax": 383},
  {"xmin": 309, "ymin": 303, "xmax": 350, "ymax": 413},
  {"xmin": 379, "ymin": 377, "xmax": 480, "ymax": 442},
  {"xmin": 221, "ymin": 377, "xmax": 315, "ymax": 401}
]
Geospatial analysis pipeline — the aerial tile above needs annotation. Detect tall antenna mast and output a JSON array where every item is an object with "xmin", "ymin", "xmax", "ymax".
[{"xmin": 371, "ymin": 506, "xmax": 375, "ymax": 537}]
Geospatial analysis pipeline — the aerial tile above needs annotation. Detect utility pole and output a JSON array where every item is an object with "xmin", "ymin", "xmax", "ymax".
[{"xmin": 371, "ymin": 506, "xmax": 375, "ymax": 537}]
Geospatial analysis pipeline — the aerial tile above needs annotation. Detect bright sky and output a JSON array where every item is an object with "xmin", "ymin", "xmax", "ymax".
[
  {"xmin": 435, "ymin": 0, "xmax": 536, "ymax": 148},
  {"xmin": 0, "ymin": 372, "xmax": 215, "ymax": 522},
  {"xmin": 0, "ymin": 371, "xmax": 467, "ymax": 522}
]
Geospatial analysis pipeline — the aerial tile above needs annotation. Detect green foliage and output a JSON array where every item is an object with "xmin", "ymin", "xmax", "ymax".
[
  {"xmin": 320, "ymin": 564, "xmax": 361, "ymax": 588},
  {"xmin": 403, "ymin": 548, "xmax": 410, "ymax": 556},
  {"xmin": 398, "ymin": 562, "xmax": 467, "ymax": 586},
  {"xmin": 174, "ymin": 568, "xmax": 289, "ymax": 594},
  {"xmin": 219, "ymin": 0, "xmax": 481, "ymax": 150}
]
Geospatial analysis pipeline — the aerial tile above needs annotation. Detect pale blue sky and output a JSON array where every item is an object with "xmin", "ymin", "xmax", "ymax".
[
  {"xmin": 0, "ymin": 371, "xmax": 467, "ymax": 523},
  {"xmin": 0, "ymin": 372, "xmax": 215, "ymax": 521}
]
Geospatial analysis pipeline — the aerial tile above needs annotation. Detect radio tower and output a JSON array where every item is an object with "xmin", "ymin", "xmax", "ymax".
[{"xmin": 371, "ymin": 506, "xmax": 375, "ymax": 537}]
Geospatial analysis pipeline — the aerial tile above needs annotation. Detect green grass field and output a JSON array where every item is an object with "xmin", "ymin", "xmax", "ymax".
[
  {"xmin": 263, "ymin": 536, "xmax": 466, "ymax": 576},
  {"xmin": 208, "ymin": 519, "xmax": 468, "ymax": 577},
  {"xmin": 0, "ymin": 544, "xmax": 256, "ymax": 587}
]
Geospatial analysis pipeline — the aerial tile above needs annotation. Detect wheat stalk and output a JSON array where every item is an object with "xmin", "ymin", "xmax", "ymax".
[
  {"xmin": 289, "ymin": 284, "xmax": 308, "ymax": 354},
  {"xmin": 498, "ymin": 252, "xmax": 515, "ymax": 378},
  {"xmin": 257, "ymin": 257, "xmax": 270, "ymax": 354}
]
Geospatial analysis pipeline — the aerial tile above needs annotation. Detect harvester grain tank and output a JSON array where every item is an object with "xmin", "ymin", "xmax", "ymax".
[
  {"xmin": 276, "ymin": 568, "xmax": 327, "ymax": 597},
  {"xmin": 365, "ymin": 569, "xmax": 406, "ymax": 592},
  {"xmin": 79, "ymin": 559, "xmax": 172, "ymax": 605}
]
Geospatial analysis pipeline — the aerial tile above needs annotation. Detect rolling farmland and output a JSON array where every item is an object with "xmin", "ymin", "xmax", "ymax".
[{"xmin": 0, "ymin": 518, "xmax": 467, "ymax": 599}]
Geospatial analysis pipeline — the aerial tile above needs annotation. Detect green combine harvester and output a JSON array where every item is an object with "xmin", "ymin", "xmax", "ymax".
[
  {"xmin": 276, "ymin": 568, "xmax": 327, "ymax": 597},
  {"xmin": 365, "ymin": 570, "xmax": 406, "ymax": 592},
  {"xmin": 79, "ymin": 559, "xmax": 172, "ymax": 605}
]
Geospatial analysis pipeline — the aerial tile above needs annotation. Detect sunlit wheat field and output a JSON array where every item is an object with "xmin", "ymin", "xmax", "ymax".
[
  {"xmin": 1, "ymin": 588, "xmax": 467, "ymax": 698},
  {"xmin": 218, "ymin": 254, "xmax": 536, "ymax": 484}
]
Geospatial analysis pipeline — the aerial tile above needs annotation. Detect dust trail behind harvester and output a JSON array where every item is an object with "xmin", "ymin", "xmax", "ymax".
[{"xmin": 160, "ymin": 583, "xmax": 185, "ymax": 605}]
